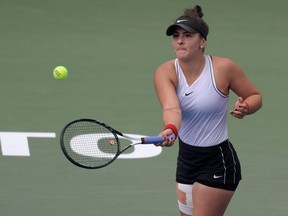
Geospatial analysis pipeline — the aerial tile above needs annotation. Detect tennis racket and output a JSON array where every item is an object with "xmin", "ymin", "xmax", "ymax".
[{"xmin": 60, "ymin": 118, "xmax": 174, "ymax": 169}]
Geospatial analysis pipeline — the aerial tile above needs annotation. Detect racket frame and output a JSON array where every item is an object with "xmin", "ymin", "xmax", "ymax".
[
  {"xmin": 61, "ymin": 119, "xmax": 122, "ymax": 169},
  {"xmin": 60, "ymin": 118, "xmax": 174, "ymax": 169}
]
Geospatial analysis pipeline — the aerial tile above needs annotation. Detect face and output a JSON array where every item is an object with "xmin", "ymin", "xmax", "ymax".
[{"xmin": 171, "ymin": 27, "xmax": 206, "ymax": 60}]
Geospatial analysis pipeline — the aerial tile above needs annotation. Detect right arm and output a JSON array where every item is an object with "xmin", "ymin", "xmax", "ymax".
[{"xmin": 154, "ymin": 60, "xmax": 181, "ymax": 144}]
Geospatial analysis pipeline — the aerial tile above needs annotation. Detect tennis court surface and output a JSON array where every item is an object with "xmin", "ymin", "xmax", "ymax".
[{"xmin": 0, "ymin": 0, "xmax": 287, "ymax": 215}]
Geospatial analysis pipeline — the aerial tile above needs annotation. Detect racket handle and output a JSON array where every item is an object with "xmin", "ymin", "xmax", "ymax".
[{"xmin": 141, "ymin": 135, "xmax": 175, "ymax": 144}]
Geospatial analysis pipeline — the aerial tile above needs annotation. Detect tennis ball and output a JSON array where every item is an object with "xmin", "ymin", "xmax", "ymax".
[{"xmin": 53, "ymin": 66, "xmax": 68, "ymax": 80}]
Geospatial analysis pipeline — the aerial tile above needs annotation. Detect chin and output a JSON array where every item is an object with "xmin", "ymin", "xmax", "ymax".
[{"xmin": 176, "ymin": 54, "xmax": 189, "ymax": 61}]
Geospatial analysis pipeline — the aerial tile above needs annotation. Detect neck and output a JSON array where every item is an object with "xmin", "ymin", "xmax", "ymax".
[{"xmin": 178, "ymin": 54, "xmax": 206, "ymax": 75}]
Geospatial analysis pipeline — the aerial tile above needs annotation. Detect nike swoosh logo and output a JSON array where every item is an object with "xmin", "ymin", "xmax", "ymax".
[
  {"xmin": 213, "ymin": 175, "xmax": 223, "ymax": 179},
  {"xmin": 185, "ymin": 91, "xmax": 194, "ymax": 96},
  {"xmin": 177, "ymin": 19, "xmax": 188, "ymax": 23}
]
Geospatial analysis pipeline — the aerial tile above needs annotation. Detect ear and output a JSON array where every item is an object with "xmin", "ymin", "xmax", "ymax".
[{"xmin": 200, "ymin": 38, "xmax": 207, "ymax": 49}]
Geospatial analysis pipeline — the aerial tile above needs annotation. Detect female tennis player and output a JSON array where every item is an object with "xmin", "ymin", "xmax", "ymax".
[{"xmin": 154, "ymin": 5, "xmax": 262, "ymax": 216}]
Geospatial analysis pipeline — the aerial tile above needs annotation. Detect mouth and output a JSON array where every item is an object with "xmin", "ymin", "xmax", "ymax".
[{"xmin": 176, "ymin": 47, "xmax": 186, "ymax": 51}]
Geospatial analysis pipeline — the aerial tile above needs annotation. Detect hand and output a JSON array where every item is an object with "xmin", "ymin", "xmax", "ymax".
[
  {"xmin": 155, "ymin": 129, "xmax": 175, "ymax": 147},
  {"xmin": 230, "ymin": 97, "xmax": 249, "ymax": 119}
]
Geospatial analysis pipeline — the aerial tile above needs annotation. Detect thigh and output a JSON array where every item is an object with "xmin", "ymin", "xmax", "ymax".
[
  {"xmin": 192, "ymin": 182, "xmax": 234, "ymax": 216},
  {"xmin": 176, "ymin": 183, "xmax": 193, "ymax": 216}
]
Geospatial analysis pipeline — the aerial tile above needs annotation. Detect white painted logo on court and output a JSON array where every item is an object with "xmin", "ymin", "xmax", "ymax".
[{"xmin": 0, "ymin": 132, "xmax": 162, "ymax": 158}]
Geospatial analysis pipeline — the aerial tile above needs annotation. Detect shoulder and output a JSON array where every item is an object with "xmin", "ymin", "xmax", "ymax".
[
  {"xmin": 211, "ymin": 56, "xmax": 242, "ymax": 72},
  {"xmin": 209, "ymin": 56, "xmax": 246, "ymax": 94},
  {"xmin": 211, "ymin": 55, "xmax": 244, "ymax": 80},
  {"xmin": 155, "ymin": 60, "xmax": 175, "ymax": 74},
  {"xmin": 154, "ymin": 59, "xmax": 178, "ymax": 88},
  {"xmin": 154, "ymin": 60, "xmax": 177, "ymax": 80}
]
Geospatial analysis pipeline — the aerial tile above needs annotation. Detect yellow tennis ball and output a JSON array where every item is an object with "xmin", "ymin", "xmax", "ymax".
[{"xmin": 53, "ymin": 66, "xmax": 68, "ymax": 80}]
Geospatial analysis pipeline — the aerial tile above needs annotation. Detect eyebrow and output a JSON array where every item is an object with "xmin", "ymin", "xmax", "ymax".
[{"xmin": 173, "ymin": 30, "xmax": 194, "ymax": 34}]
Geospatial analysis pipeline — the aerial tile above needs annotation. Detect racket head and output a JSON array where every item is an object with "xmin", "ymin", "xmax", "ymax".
[{"xmin": 60, "ymin": 119, "xmax": 120, "ymax": 169}]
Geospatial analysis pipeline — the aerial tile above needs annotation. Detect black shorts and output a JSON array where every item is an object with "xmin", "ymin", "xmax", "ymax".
[{"xmin": 176, "ymin": 139, "xmax": 242, "ymax": 191}]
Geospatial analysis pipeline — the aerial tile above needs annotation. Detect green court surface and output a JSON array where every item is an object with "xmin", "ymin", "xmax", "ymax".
[{"xmin": 0, "ymin": 0, "xmax": 287, "ymax": 215}]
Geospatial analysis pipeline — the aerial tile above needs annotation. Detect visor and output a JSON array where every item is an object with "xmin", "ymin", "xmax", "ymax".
[{"xmin": 166, "ymin": 17, "xmax": 208, "ymax": 39}]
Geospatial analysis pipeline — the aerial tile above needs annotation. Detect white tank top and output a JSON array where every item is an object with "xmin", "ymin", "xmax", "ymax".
[{"xmin": 175, "ymin": 55, "xmax": 229, "ymax": 147}]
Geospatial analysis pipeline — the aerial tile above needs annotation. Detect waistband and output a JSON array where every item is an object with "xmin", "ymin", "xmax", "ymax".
[{"xmin": 178, "ymin": 138, "xmax": 230, "ymax": 153}]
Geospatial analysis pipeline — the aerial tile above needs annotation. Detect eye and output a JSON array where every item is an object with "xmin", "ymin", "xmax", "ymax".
[
  {"xmin": 172, "ymin": 33, "xmax": 180, "ymax": 39},
  {"xmin": 184, "ymin": 33, "xmax": 193, "ymax": 38}
]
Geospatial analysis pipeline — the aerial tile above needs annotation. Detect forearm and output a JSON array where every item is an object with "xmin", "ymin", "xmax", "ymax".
[
  {"xmin": 162, "ymin": 108, "xmax": 182, "ymax": 130},
  {"xmin": 230, "ymin": 94, "xmax": 262, "ymax": 119},
  {"xmin": 244, "ymin": 94, "xmax": 262, "ymax": 114}
]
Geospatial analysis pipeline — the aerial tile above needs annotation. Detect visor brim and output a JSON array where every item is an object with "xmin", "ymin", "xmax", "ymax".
[{"xmin": 166, "ymin": 24, "xmax": 198, "ymax": 36}]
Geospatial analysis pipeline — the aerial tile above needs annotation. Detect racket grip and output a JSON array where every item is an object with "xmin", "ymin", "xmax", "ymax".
[{"xmin": 141, "ymin": 135, "xmax": 175, "ymax": 144}]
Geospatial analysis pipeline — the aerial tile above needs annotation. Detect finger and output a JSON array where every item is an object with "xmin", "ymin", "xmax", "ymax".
[
  {"xmin": 230, "ymin": 111, "xmax": 244, "ymax": 119},
  {"xmin": 239, "ymin": 105, "xmax": 248, "ymax": 113},
  {"xmin": 238, "ymin": 97, "xmax": 244, "ymax": 103},
  {"xmin": 162, "ymin": 137, "xmax": 175, "ymax": 147}
]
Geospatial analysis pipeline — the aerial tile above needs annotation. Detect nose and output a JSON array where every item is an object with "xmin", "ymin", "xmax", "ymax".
[{"xmin": 177, "ymin": 35, "xmax": 184, "ymax": 44}]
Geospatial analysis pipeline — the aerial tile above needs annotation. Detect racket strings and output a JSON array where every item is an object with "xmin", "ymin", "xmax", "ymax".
[{"xmin": 62, "ymin": 121, "xmax": 119, "ymax": 168}]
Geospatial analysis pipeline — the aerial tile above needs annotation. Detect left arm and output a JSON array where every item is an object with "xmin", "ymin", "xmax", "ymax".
[{"xmin": 227, "ymin": 59, "xmax": 262, "ymax": 118}]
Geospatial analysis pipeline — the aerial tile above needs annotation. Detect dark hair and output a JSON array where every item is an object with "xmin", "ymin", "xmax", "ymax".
[
  {"xmin": 166, "ymin": 5, "xmax": 209, "ymax": 39},
  {"xmin": 177, "ymin": 5, "xmax": 209, "ymax": 38},
  {"xmin": 183, "ymin": 5, "xmax": 204, "ymax": 19}
]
